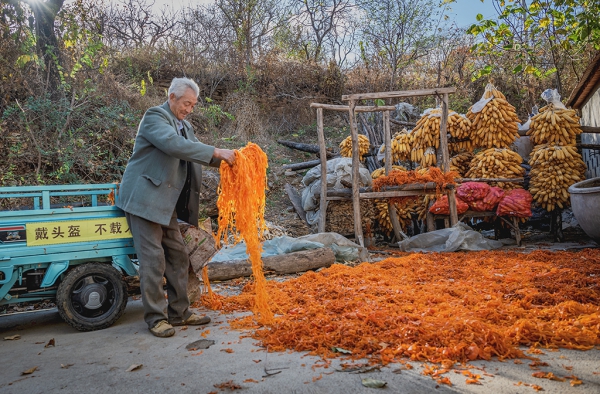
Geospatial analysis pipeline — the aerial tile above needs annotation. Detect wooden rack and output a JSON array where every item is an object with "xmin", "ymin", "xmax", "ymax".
[
  {"xmin": 341, "ymin": 88, "xmax": 458, "ymax": 246},
  {"xmin": 311, "ymin": 88, "xmax": 459, "ymax": 247}
]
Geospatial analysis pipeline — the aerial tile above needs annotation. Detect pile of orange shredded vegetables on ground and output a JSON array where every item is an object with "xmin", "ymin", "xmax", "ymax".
[
  {"xmin": 201, "ymin": 142, "xmax": 274, "ymax": 325},
  {"xmin": 215, "ymin": 249, "xmax": 600, "ymax": 365}
]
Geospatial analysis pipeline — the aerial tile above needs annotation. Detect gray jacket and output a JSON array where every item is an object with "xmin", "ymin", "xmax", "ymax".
[{"xmin": 117, "ymin": 101, "xmax": 217, "ymax": 226}]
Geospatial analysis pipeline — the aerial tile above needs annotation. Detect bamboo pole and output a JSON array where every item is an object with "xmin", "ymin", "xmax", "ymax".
[
  {"xmin": 348, "ymin": 99, "xmax": 364, "ymax": 246},
  {"xmin": 439, "ymin": 92, "xmax": 458, "ymax": 226},
  {"xmin": 382, "ymin": 110, "xmax": 402, "ymax": 242},
  {"xmin": 342, "ymin": 87, "xmax": 456, "ymax": 101},
  {"xmin": 316, "ymin": 107, "xmax": 327, "ymax": 233},
  {"xmin": 309, "ymin": 103, "xmax": 396, "ymax": 112}
]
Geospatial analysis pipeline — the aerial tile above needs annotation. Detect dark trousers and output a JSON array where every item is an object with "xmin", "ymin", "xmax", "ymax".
[{"xmin": 126, "ymin": 211, "xmax": 192, "ymax": 329}]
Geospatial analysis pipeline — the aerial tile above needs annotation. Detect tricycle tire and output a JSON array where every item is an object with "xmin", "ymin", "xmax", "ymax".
[{"xmin": 56, "ymin": 262, "xmax": 128, "ymax": 331}]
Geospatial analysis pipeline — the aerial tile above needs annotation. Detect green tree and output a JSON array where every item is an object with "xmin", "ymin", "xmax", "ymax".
[
  {"xmin": 3, "ymin": 0, "xmax": 65, "ymax": 94},
  {"xmin": 464, "ymin": 0, "xmax": 600, "ymax": 94}
]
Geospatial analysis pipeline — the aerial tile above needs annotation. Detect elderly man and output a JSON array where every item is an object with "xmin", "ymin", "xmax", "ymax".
[{"xmin": 117, "ymin": 77, "xmax": 235, "ymax": 337}]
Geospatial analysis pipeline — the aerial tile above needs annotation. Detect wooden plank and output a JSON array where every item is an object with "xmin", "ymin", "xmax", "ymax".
[
  {"xmin": 348, "ymin": 99, "xmax": 364, "ymax": 247},
  {"xmin": 326, "ymin": 182, "xmax": 451, "ymax": 196},
  {"xmin": 316, "ymin": 107, "xmax": 327, "ymax": 233},
  {"xmin": 342, "ymin": 87, "xmax": 456, "ymax": 101},
  {"xmin": 360, "ymin": 191, "xmax": 432, "ymax": 199},
  {"xmin": 519, "ymin": 125, "xmax": 600, "ymax": 135},
  {"xmin": 440, "ymin": 93, "xmax": 458, "ymax": 226},
  {"xmin": 383, "ymin": 110, "xmax": 402, "ymax": 242},
  {"xmin": 310, "ymin": 103, "xmax": 396, "ymax": 112},
  {"xmin": 284, "ymin": 183, "xmax": 308, "ymax": 224},
  {"xmin": 577, "ymin": 143, "xmax": 600, "ymax": 150},
  {"xmin": 327, "ymin": 190, "xmax": 432, "ymax": 199},
  {"xmin": 579, "ymin": 125, "xmax": 600, "ymax": 134},
  {"xmin": 426, "ymin": 212, "xmax": 435, "ymax": 232},
  {"xmin": 458, "ymin": 177, "xmax": 524, "ymax": 183}
]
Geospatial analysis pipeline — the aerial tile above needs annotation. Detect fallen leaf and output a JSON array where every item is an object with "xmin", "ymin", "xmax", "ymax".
[
  {"xmin": 243, "ymin": 379, "xmax": 258, "ymax": 383},
  {"xmin": 22, "ymin": 366, "xmax": 38, "ymax": 375},
  {"xmin": 61, "ymin": 364, "xmax": 74, "ymax": 369},
  {"xmin": 221, "ymin": 348, "xmax": 234, "ymax": 353},
  {"xmin": 4, "ymin": 335, "xmax": 20, "ymax": 340},
  {"xmin": 253, "ymin": 360, "xmax": 262, "ymax": 363},
  {"xmin": 213, "ymin": 380, "xmax": 241, "ymax": 390},
  {"xmin": 126, "ymin": 364, "xmax": 143, "ymax": 372},
  {"xmin": 361, "ymin": 378, "xmax": 387, "ymax": 388},
  {"xmin": 331, "ymin": 347, "xmax": 352, "ymax": 354},
  {"xmin": 570, "ymin": 378, "xmax": 583, "ymax": 386},
  {"xmin": 45, "ymin": 338, "xmax": 55, "ymax": 348}
]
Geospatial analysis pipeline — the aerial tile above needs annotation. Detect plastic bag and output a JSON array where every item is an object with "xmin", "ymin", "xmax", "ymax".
[
  {"xmin": 470, "ymin": 83, "xmax": 498, "ymax": 114},
  {"xmin": 496, "ymin": 189, "xmax": 533, "ymax": 217},
  {"xmin": 397, "ymin": 222, "xmax": 504, "ymax": 252},
  {"xmin": 210, "ymin": 233, "xmax": 368, "ymax": 263},
  {"xmin": 429, "ymin": 195, "xmax": 469, "ymax": 215},
  {"xmin": 541, "ymin": 88, "xmax": 566, "ymax": 110},
  {"xmin": 457, "ymin": 182, "xmax": 491, "ymax": 202},
  {"xmin": 470, "ymin": 186, "xmax": 505, "ymax": 212}
]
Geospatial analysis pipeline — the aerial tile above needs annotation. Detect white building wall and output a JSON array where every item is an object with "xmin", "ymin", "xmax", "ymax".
[{"xmin": 580, "ymin": 86, "xmax": 600, "ymax": 179}]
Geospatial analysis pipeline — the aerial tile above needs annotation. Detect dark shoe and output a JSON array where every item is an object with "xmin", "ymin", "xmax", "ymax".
[
  {"xmin": 149, "ymin": 320, "xmax": 175, "ymax": 337},
  {"xmin": 170, "ymin": 314, "xmax": 211, "ymax": 326}
]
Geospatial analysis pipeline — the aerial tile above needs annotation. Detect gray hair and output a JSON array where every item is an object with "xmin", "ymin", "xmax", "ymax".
[{"xmin": 168, "ymin": 77, "xmax": 200, "ymax": 98}]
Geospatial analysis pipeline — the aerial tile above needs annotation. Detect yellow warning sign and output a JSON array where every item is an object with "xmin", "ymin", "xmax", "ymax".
[{"xmin": 26, "ymin": 217, "xmax": 132, "ymax": 246}]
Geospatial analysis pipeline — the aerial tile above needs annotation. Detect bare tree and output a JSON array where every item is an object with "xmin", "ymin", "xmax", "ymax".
[
  {"xmin": 102, "ymin": 0, "xmax": 178, "ymax": 50},
  {"xmin": 290, "ymin": 0, "xmax": 354, "ymax": 62},
  {"xmin": 360, "ymin": 0, "xmax": 444, "ymax": 89},
  {"xmin": 216, "ymin": 0, "xmax": 285, "ymax": 66}
]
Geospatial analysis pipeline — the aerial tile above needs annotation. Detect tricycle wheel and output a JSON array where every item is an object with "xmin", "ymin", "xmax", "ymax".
[{"xmin": 56, "ymin": 263, "xmax": 128, "ymax": 331}]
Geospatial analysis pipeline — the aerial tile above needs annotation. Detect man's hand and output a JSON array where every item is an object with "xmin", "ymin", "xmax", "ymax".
[{"xmin": 213, "ymin": 148, "xmax": 236, "ymax": 166}]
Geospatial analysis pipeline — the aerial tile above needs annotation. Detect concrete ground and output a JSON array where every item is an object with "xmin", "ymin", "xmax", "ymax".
[{"xmin": 1, "ymin": 298, "xmax": 599, "ymax": 394}]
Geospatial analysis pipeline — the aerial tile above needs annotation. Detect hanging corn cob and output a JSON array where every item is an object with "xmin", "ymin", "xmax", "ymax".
[
  {"xmin": 527, "ymin": 89, "xmax": 582, "ymax": 146},
  {"xmin": 410, "ymin": 109, "xmax": 440, "ymax": 164},
  {"xmin": 466, "ymin": 83, "xmax": 521, "ymax": 148},
  {"xmin": 528, "ymin": 144, "xmax": 586, "ymax": 212},
  {"xmin": 450, "ymin": 152, "xmax": 474, "ymax": 177},
  {"xmin": 465, "ymin": 148, "xmax": 525, "ymax": 190},
  {"xmin": 371, "ymin": 165, "xmax": 407, "ymax": 180},
  {"xmin": 392, "ymin": 129, "xmax": 412, "ymax": 162},
  {"xmin": 340, "ymin": 134, "xmax": 370, "ymax": 161},
  {"xmin": 374, "ymin": 199, "xmax": 416, "ymax": 235}
]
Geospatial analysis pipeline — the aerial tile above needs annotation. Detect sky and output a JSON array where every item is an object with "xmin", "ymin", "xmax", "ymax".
[
  {"xmin": 446, "ymin": 0, "xmax": 499, "ymax": 29},
  {"xmin": 150, "ymin": 0, "xmax": 500, "ymax": 28}
]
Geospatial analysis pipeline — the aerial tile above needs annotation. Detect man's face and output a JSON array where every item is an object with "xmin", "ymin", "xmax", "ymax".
[{"xmin": 168, "ymin": 88, "xmax": 198, "ymax": 121}]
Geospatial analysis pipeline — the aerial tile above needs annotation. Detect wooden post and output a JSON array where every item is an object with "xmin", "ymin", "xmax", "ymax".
[
  {"xmin": 383, "ymin": 110, "xmax": 402, "ymax": 242},
  {"xmin": 316, "ymin": 107, "xmax": 327, "ymax": 233},
  {"xmin": 348, "ymin": 100, "xmax": 364, "ymax": 247},
  {"xmin": 440, "ymin": 92, "xmax": 458, "ymax": 226}
]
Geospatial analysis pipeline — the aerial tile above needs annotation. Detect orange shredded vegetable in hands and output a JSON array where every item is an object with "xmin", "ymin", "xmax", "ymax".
[
  {"xmin": 202, "ymin": 142, "xmax": 273, "ymax": 324},
  {"xmin": 218, "ymin": 249, "xmax": 600, "ymax": 364}
]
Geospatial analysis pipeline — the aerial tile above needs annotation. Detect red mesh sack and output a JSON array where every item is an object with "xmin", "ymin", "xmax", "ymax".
[
  {"xmin": 470, "ymin": 186, "xmax": 505, "ymax": 212},
  {"xmin": 429, "ymin": 195, "xmax": 469, "ymax": 215},
  {"xmin": 457, "ymin": 182, "xmax": 491, "ymax": 202},
  {"xmin": 496, "ymin": 189, "xmax": 533, "ymax": 218}
]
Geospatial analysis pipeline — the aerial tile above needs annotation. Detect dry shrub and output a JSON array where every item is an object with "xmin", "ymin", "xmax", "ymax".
[{"xmin": 224, "ymin": 91, "xmax": 263, "ymax": 141}]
